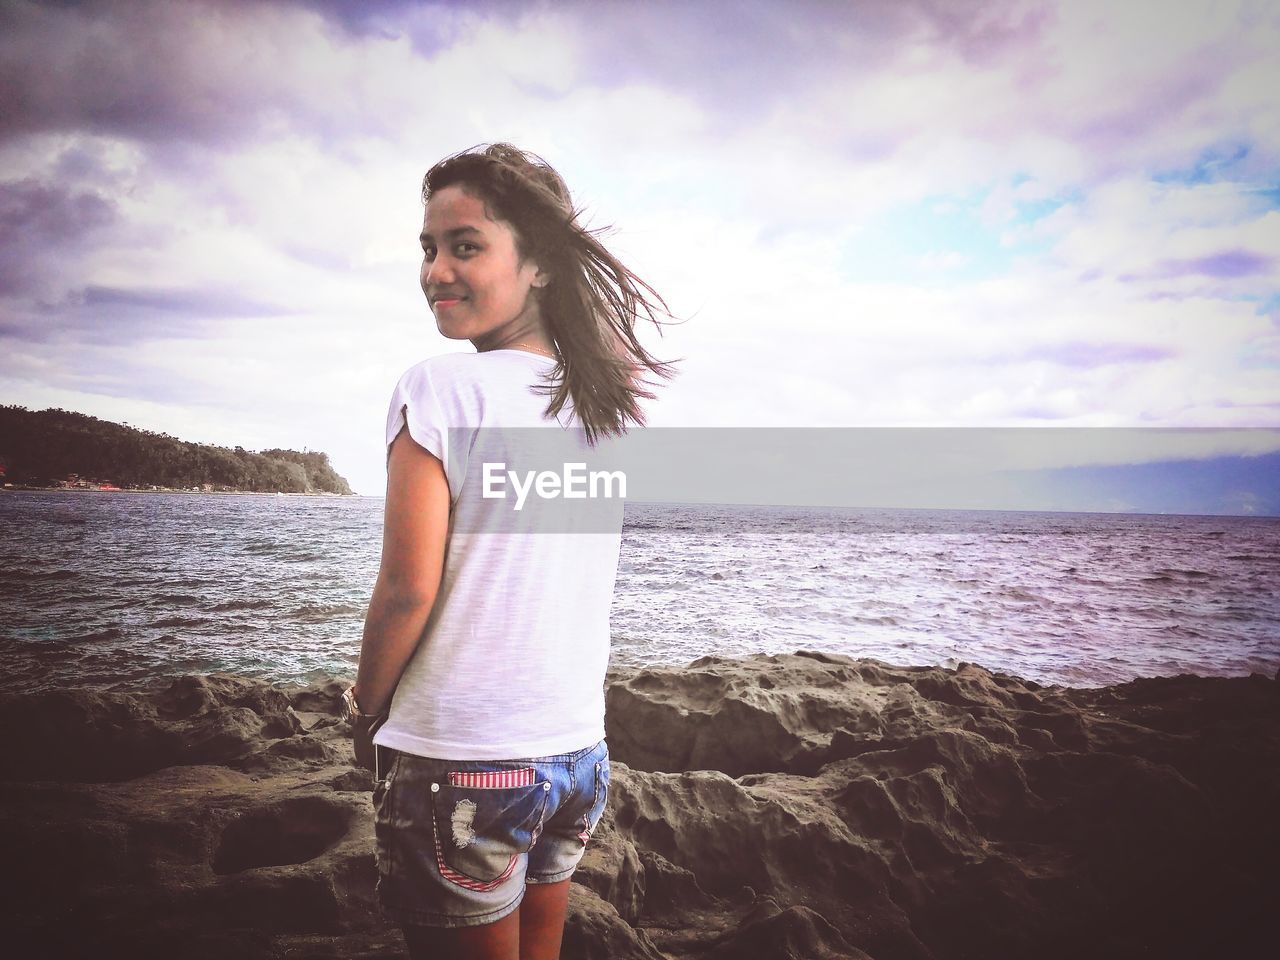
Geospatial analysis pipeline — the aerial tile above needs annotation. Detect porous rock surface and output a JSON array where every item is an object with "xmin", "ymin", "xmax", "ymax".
[{"xmin": 2, "ymin": 652, "xmax": 1276, "ymax": 958}]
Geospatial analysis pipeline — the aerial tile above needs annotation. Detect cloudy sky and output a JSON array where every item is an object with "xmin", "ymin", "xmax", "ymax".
[{"xmin": 1, "ymin": 0, "xmax": 1278, "ymax": 498}]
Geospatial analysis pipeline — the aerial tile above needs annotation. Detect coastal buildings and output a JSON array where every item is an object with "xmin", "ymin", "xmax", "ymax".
[{"xmin": 53, "ymin": 474, "xmax": 121, "ymax": 491}]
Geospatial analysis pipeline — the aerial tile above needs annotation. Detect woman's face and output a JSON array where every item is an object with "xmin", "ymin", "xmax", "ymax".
[{"xmin": 420, "ymin": 184, "xmax": 547, "ymax": 347}]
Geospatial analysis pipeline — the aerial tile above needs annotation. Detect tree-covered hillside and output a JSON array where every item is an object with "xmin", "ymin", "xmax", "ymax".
[{"xmin": 0, "ymin": 405, "xmax": 354, "ymax": 495}]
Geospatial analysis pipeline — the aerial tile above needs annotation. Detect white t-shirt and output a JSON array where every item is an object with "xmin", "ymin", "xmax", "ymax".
[{"xmin": 372, "ymin": 349, "xmax": 623, "ymax": 760}]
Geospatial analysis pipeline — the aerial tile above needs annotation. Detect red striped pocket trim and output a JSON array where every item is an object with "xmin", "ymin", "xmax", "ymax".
[
  {"xmin": 447, "ymin": 767, "xmax": 536, "ymax": 789},
  {"xmin": 433, "ymin": 828, "xmax": 518, "ymax": 891}
]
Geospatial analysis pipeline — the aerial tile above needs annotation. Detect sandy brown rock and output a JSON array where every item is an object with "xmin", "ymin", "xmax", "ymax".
[
  {"xmin": 1, "ymin": 654, "xmax": 1276, "ymax": 959},
  {"xmin": 561, "ymin": 884, "xmax": 667, "ymax": 960},
  {"xmin": 601, "ymin": 652, "xmax": 1279, "ymax": 959},
  {"xmin": 704, "ymin": 900, "xmax": 873, "ymax": 960},
  {"xmin": 2, "ymin": 674, "xmax": 303, "ymax": 782},
  {"xmin": 574, "ymin": 828, "xmax": 647, "ymax": 922}
]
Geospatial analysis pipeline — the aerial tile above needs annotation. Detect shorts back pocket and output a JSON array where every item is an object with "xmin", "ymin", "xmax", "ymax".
[{"xmin": 429, "ymin": 772, "xmax": 549, "ymax": 890}]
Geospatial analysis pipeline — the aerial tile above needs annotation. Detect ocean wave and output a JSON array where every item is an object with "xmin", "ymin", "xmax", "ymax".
[
  {"xmin": 0, "ymin": 569, "xmax": 78, "ymax": 581},
  {"xmin": 147, "ymin": 594, "xmax": 201, "ymax": 606},
  {"xmin": 1151, "ymin": 568, "xmax": 1215, "ymax": 580},
  {"xmin": 289, "ymin": 603, "xmax": 363, "ymax": 622},
  {"xmin": 68, "ymin": 627, "xmax": 125, "ymax": 643},
  {"xmin": 207, "ymin": 599, "xmax": 274, "ymax": 612}
]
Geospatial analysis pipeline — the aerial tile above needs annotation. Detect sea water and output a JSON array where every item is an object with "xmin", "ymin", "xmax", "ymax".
[{"xmin": 1, "ymin": 491, "xmax": 1276, "ymax": 693}]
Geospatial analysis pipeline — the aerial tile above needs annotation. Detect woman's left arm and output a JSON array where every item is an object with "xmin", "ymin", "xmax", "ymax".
[{"xmin": 352, "ymin": 426, "xmax": 451, "ymax": 716}]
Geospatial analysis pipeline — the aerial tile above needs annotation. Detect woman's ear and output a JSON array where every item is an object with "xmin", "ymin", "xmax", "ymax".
[{"xmin": 531, "ymin": 265, "xmax": 551, "ymax": 289}]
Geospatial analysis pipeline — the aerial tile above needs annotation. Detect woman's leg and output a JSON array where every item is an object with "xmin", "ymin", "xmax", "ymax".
[
  {"xmin": 519, "ymin": 879, "xmax": 573, "ymax": 960},
  {"xmin": 399, "ymin": 881, "xmax": 571, "ymax": 960},
  {"xmin": 402, "ymin": 908, "xmax": 521, "ymax": 960}
]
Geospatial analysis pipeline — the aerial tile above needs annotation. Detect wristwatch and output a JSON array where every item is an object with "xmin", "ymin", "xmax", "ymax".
[{"xmin": 341, "ymin": 686, "xmax": 382, "ymax": 724}]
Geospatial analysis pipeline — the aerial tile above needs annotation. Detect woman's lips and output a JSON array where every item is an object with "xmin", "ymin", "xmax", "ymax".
[{"xmin": 433, "ymin": 297, "xmax": 463, "ymax": 310}]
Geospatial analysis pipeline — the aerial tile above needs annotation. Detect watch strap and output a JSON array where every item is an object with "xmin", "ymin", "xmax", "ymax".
[{"xmin": 341, "ymin": 686, "xmax": 382, "ymax": 723}]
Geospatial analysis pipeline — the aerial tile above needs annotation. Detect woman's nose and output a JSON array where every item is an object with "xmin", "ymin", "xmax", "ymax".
[{"xmin": 424, "ymin": 255, "xmax": 455, "ymax": 286}]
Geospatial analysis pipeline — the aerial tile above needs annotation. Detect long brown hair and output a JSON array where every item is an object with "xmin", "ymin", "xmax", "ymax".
[{"xmin": 423, "ymin": 143, "xmax": 675, "ymax": 442}]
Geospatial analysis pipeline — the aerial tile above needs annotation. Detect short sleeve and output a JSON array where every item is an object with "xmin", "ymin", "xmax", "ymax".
[{"xmin": 385, "ymin": 363, "xmax": 449, "ymax": 477}]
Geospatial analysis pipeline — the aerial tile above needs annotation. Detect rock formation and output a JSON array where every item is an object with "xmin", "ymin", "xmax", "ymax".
[{"xmin": 1, "ymin": 652, "xmax": 1275, "ymax": 958}]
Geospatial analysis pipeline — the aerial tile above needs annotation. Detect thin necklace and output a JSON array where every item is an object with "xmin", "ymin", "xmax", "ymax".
[{"xmin": 505, "ymin": 341, "xmax": 557, "ymax": 358}]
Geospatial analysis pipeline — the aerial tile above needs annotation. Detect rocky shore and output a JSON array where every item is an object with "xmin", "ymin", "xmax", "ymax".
[{"xmin": 2, "ymin": 652, "xmax": 1276, "ymax": 958}]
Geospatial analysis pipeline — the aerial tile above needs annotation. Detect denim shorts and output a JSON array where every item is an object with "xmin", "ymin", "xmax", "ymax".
[{"xmin": 372, "ymin": 738, "xmax": 610, "ymax": 928}]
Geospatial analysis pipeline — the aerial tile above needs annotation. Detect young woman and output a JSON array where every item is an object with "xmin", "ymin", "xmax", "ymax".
[{"xmin": 345, "ymin": 144, "xmax": 672, "ymax": 960}]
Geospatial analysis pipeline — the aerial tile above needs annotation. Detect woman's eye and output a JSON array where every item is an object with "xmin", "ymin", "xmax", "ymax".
[
  {"xmin": 422, "ymin": 247, "xmax": 436, "ymax": 260},
  {"xmin": 456, "ymin": 243, "xmax": 479, "ymax": 256}
]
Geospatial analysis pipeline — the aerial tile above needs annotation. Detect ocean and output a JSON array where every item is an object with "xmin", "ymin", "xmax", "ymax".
[{"xmin": 2, "ymin": 491, "xmax": 1277, "ymax": 693}]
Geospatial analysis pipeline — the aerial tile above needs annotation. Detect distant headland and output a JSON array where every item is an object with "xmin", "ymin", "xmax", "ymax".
[{"xmin": 0, "ymin": 405, "xmax": 354, "ymax": 495}]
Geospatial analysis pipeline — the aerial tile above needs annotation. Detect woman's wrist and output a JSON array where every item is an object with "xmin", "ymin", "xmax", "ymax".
[{"xmin": 342, "ymin": 685, "xmax": 387, "ymax": 723}]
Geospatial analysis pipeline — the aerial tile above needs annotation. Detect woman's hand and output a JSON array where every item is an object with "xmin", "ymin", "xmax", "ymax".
[{"xmin": 351, "ymin": 714, "xmax": 385, "ymax": 773}]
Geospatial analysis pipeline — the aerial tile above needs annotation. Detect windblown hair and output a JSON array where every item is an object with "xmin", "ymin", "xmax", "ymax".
[{"xmin": 423, "ymin": 143, "xmax": 675, "ymax": 443}]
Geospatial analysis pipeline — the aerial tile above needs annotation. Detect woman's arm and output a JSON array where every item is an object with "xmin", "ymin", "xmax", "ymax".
[{"xmin": 352, "ymin": 426, "xmax": 451, "ymax": 716}]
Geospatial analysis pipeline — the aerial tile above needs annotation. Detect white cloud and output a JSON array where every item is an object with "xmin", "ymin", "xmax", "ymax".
[{"xmin": 2, "ymin": 0, "xmax": 1278, "ymax": 495}]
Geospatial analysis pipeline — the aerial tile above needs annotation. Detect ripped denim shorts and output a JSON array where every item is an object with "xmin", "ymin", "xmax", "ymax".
[{"xmin": 372, "ymin": 738, "xmax": 610, "ymax": 928}]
